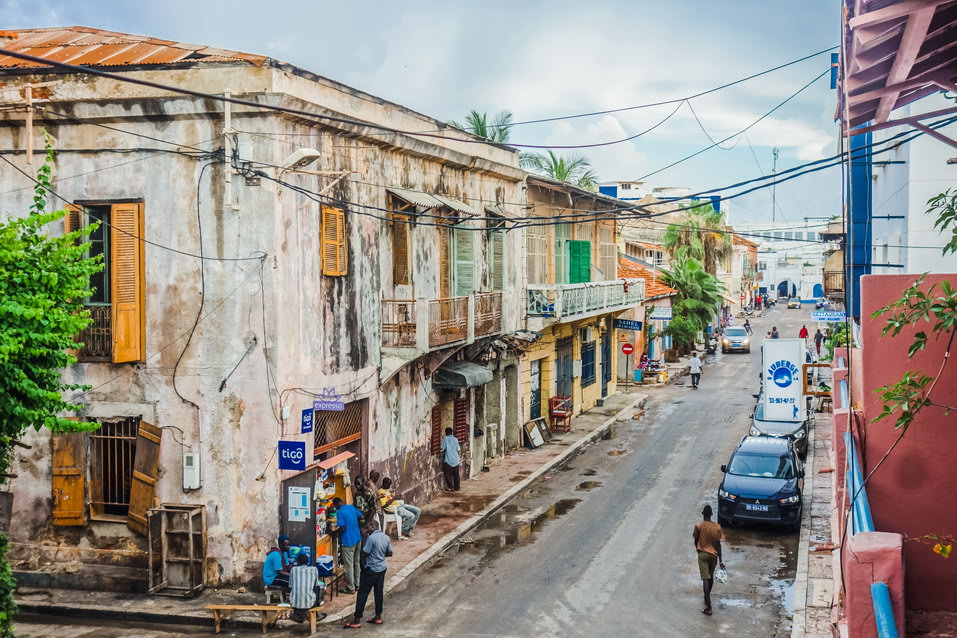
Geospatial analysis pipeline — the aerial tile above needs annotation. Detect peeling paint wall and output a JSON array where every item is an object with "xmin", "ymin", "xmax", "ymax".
[{"xmin": 0, "ymin": 62, "xmax": 521, "ymax": 585}]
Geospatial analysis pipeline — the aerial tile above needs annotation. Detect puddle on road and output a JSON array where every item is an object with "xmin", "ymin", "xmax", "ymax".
[
  {"xmin": 575, "ymin": 481, "xmax": 603, "ymax": 491},
  {"xmin": 716, "ymin": 597, "xmax": 754, "ymax": 609},
  {"xmin": 607, "ymin": 449, "xmax": 627, "ymax": 456},
  {"xmin": 602, "ymin": 428, "xmax": 616, "ymax": 440},
  {"xmin": 580, "ymin": 469, "xmax": 598, "ymax": 476}
]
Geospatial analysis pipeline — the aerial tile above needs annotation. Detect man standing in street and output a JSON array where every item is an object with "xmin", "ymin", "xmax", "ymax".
[
  {"xmin": 440, "ymin": 427, "xmax": 461, "ymax": 492},
  {"xmin": 688, "ymin": 352, "xmax": 702, "ymax": 389},
  {"xmin": 344, "ymin": 520, "xmax": 392, "ymax": 629},
  {"xmin": 693, "ymin": 504, "xmax": 725, "ymax": 616},
  {"xmin": 814, "ymin": 328, "xmax": 824, "ymax": 356},
  {"xmin": 332, "ymin": 497, "xmax": 362, "ymax": 594}
]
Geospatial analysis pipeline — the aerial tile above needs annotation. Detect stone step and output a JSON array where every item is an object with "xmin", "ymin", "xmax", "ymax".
[
  {"xmin": 9, "ymin": 542, "xmax": 147, "ymax": 570},
  {"xmin": 14, "ymin": 563, "xmax": 148, "ymax": 594}
]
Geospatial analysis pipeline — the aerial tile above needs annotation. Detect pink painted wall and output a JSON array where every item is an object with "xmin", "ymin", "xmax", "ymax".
[
  {"xmin": 860, "ymin": 274, "xmax": 957, "ymax": 611},
  {"xmin": 842, "ymin": 532, "xmax": 905, "ymax": 638}
]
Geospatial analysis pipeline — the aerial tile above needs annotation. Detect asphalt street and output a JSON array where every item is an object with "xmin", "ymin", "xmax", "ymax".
[{"xmin": 16, "ymin": 306, "xmax": 815, "ymax": 638}]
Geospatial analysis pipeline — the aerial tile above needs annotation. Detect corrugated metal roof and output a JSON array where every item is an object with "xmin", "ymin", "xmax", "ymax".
[
  {"xmin": 0, "ymin": 26, "xmax": 268, "ymax": 69},
  {"xmin": 387, "ymin": 187, "xmax": 477, "ymax": 217}
]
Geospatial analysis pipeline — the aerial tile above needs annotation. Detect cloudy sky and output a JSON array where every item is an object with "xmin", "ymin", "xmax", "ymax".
[{"xmin": 3, "ymin": 0, "xmax": 842, "ymax": 227}]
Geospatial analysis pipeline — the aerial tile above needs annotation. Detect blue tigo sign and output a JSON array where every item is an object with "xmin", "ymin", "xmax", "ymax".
[
  {"xmin": 278, "ymin": 440, "xmax": 307, "ymax": 471},
  {"xmin": 301, "ymin": 409, "xmax": 314, "ymax": 434},
  {"xmin": 615, "ymin": 319, "xmax": 643, "ymax": 331},
  {"xmin": 313, "ymin": 387, "xmax": 345, "ymax": 412},
  {"xmin": 811, "ymin": 310, "xmax": 847, "ymax": 322}
]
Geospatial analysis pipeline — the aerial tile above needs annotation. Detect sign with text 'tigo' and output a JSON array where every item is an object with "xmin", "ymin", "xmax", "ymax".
[
  {"xmin": 278, "ymin": 440, "xmax": 307, "ymax": 471},
  {"xmin": 811, "ymin": 310, "xmax": 847, "ymax": 322},
  {"xmin": 614, "ymin": 318, "xmax": 643, "ymax": 331},
  {"xmin": 762, "ymin": 338, "xmax": 806, "ymax": 422},
  {"xmin": 301, "ymin": 408, "xmax": 314, "ymax": 434}
]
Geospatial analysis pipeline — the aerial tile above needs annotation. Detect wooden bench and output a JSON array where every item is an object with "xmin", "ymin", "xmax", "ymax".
[{"xmin": 205, "ymin": 604, "xmax": 326, "ymax": 635}]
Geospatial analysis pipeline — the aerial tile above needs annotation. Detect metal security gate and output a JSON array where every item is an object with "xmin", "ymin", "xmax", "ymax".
[
  {"xmin": 556, "ymin": 337, "xmax": 573, "ymax": 398},
  {"xmin": 530, "ymin": 359, "xmax": 542, "ymax": 420},
  {"xmin": 601, "ymin": 322, "xmax": 612, "ymax": 398},
  {"xmin": 314, "ymin": 400, "xmax": 366, "ymax": 476}
]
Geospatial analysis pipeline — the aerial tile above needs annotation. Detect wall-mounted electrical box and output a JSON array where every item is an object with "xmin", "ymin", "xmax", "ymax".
[{"xmin": 183, "ymin": 453, "xmax": 201, "ymax": 490}]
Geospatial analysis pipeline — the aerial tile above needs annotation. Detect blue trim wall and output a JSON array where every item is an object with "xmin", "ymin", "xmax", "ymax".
[{"xmin": 848, "ymin": 130, "xmax": 872, "ymax": 317}]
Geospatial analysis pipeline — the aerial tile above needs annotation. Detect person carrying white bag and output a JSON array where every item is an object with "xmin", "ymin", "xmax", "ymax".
[{"xmin": 692, "ymin": 504, "xmax": 726, "ymax": 616}]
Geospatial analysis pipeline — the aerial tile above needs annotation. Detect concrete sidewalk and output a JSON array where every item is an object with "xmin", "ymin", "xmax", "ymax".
[{"xmin": 16, "ymin": 387, "xmax": 649, "ymax": 633}]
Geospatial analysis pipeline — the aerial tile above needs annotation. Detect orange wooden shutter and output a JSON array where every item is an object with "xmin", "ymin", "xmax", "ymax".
[
  {"xmin": 126, "ymin": 420, "xmax": 161, "ymax": 535},
  {"xmin": 51, "ymin": 432, "xmax": 87, "ymax": 526},
  {"xmin": 321, "ymin": 205, "xmax": 348, "ymax": 276},
  {"xmin": 63, "ymin": 204, "xmax": 82, "ymax": 237},
  {"xmin": 438, "ymin": 227, "xmax": 451, "ymax": 298},
  {"xmin": 110, "ymin": 203, "xmax": 145, "ymax": 362},
  {"xmin": 429, "ymin": 405, "xmax": 442, "ymax": 455},
  {"xmin": 453, "ymin": 397, "xmax": 468, "ymax": 444}
]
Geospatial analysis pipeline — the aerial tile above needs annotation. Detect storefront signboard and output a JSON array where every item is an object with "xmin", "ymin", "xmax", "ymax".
[
  {"xmin": 648, "ymin": 307, "xmax": 673, "ymax": 320},
  {"xmin": 278, "ymin": 440, "xmax": 307, "ymax": 471},
  {"xmin": 615, "ymin": 319, "xmax": 643, "ymax": 331},
  {"xmin": 301, "ymin": 408, "xmax": 314, "ymax": 434},
  {"xmin": 313, "ymin": 387, "xmax": 345, "ymax": 412}
]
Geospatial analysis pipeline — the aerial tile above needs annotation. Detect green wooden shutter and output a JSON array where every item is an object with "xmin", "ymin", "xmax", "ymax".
[
  {"xmin": 488, "ymin": 230, "xmax": 504, "ymax": 290},
  {"xmin": 568, "ymin": 240, "xmax": 591, "ymax": 283},
  {"xmin": 454, "ymin": 225, "xmax": 475, "ymax": 296}
]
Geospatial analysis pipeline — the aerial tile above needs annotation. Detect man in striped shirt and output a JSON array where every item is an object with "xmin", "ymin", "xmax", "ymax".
[{"xmin": 288, "ymin": 553, "xmax": 326, "ymax": 624}]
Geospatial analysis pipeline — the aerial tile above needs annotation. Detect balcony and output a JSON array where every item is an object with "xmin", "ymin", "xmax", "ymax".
[
  {"xmin": 381, "ymin": 291, "xmax": 504, "ymax": 355},
  {"xmin": 526, "ymin": 278, "xmax": 645, "ymax": 327},
  {"xmin": 824, "ymin": 270, "xmax": 844, "ymax": 298},
  {"xmin": 78, "ymin": 305, "xmax": 112, "ymax": 362}
]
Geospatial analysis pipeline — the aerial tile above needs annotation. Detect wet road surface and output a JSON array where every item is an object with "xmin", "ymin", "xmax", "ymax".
[{"xmin": 16, "ymin": 307, "xmax": 813, "ymax": 638}]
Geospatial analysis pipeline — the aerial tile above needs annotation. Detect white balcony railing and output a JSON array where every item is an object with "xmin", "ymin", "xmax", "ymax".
[{"xmin": 526, "ymin": 278, "xmax": 645, "ymax": 322}]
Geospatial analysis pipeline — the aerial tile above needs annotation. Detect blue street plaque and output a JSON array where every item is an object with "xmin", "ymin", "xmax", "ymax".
[
  {"xmin": 649, "ymin": 307, "xmax": 673, "ymax": 320},
  {"xmin": 301, "ymin": 408, "xmax": 314, "ymax": 434},
  {"xmin": 278, "ymin": 440, "xmax": 307, "ymax": 471},
  {"xmin": 615, "ymin": 319, "xmax": 643, "ymax": 331}
]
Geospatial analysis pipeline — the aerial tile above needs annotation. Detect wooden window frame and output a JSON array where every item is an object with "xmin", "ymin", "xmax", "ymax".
[
  {"xmin": 486, "ymin": 213, "xmax": 506, "ymax": 291},
  {"xmin": 321, "ymin": 205, "xmax": 348, "ymax": 276},
  {"xmin": 67, "ymin": 202, "xmax": 146, "ymax": 364},
  {"xmin": 388, "ymin": 194, "xmax": 415, "ymax": 286},
  {"xmin": 88, "ymin": 417, "xmax": 140, "ymax": 522}
]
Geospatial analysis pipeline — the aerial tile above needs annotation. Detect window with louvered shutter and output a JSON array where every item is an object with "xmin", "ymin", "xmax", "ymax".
[
  {"xmin": 526, "ymin": 229, "xmax": 547, "ymax": 284},
  {"xmin": 599, "ymin": 225, "xmax": 617, "ymax": 281},
  {"xmin": 110, "ymin": 203, "xmax": 145, "ymax": 363},
  {"xmin": 487, "ymin": 230, "xmax": 504, "ymax": 290},
  {"xmin": 453, "ymin": 224, "xmax": 475, "ymax": 296},
  {"xmin": 568, "ymin": 240, "xmax": 591, "ymax": 284},
  {"xmin": 554, "ymin": 223, "xmax": 571, "ymax": 283},
  {"xmin": 321, "ymin": 205, "xmax": 348, "ymax": 276},
  {"xmin": 430, "ymin": 405, "xmax": 443, "ymax": 455},
  {"xmin": 438, "ymin": 226, "xmax": 452, "ymax": 298},
  {"xmin": 453, "ymin": 396, "xmax": 469, "ymax": 444},
  {"xmin": 391, "ymin": 213, "xmax": 411, "ymax": 285}
]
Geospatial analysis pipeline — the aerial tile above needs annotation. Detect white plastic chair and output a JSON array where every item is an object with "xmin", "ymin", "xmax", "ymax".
[{"xmin": 382, "ymin": 510, "xmax": 403, "ymax": 539}]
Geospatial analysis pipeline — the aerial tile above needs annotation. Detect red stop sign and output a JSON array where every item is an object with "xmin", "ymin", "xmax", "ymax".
[{"xmin": 621, "ymin": 343, "xmax": 634, "ymax": 356}]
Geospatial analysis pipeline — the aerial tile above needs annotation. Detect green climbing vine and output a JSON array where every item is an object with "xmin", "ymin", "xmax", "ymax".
[{"xmin": 0, "ymin": 134, "xmax": 102, "ymax": 635}]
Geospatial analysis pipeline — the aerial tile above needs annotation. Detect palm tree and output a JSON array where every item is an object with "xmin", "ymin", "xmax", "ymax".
[
  {"xmin": 446, "ymin": 110, "xmax": 513, "ymax": 144},
  {"xmin": 660, "ymin": 255, "xmax": 725, "ymax": 352},
  {"xmin": 662, "ymin": 201, "xmax": 733, "ymax": 276},
  {"xmin": 522, "ymin": 150, "xmax": 599, "ymax": 192}
]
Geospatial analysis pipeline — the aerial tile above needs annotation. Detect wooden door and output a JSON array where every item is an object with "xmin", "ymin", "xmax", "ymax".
[
  {"xmin": 51, "ymin": 433, "xmax": 87, "ymax": 526},
  {"xmin": 127, "ymin": 420, "xmax": 161, "ymax": 534}
]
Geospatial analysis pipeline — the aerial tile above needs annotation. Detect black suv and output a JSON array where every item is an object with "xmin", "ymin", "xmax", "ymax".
[{"xmin": 717, "ymin": 436, "xmax": 804, "ymax": 531}]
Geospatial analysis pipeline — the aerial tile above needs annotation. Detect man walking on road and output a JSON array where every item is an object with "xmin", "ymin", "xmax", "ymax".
[
  {"xmin": 344, "ymin": 520, "xmax": 393, "ymax": 629},
  {"xmin": 688, "ymin": 352, "xmax": 702, "ymax": 389},
  {"xmin": 799, "ymin": 325, "xmax": 809, "ymax": 340},
  {"xmin": 814, "ymin": 329, "xmax": 824, "ymax": 355},
  {"xmin": 440, "ymin": 427, "xmax": 461, "ymax": 491},
  {"xmin": 693, "ymin": 504, "xmax": 725, "ymax": 616}
]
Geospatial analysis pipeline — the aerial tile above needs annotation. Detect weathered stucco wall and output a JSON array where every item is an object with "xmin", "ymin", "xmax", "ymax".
[{"xmin": 0, "ymin": 61, "xmax": 522, "ymax": 584}]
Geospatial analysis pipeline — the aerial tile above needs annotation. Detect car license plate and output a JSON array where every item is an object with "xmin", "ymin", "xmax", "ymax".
[{"xmin": 745, "ymin": 503, "xmax": 769, "ymax": 511}]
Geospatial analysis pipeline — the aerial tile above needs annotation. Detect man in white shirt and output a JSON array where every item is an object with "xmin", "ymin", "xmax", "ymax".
[
  {"xmin": 688, "ymin": 352, "xmax": 703, "ymax": 389},
  {"xmin": 440, "ymin": 427, "xmax": 461, "ymax": 491},
  {"xmin": 288, "ymin": 553, "xmax": 326, "ymax": 624}
]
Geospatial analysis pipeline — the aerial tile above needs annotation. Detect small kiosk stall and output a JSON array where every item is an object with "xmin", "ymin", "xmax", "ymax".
[{"xmin": 280, "ymin": 451, "xmax": 355, "ymax": 571}]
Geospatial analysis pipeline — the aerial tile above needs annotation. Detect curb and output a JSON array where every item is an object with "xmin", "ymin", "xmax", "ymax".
[
  {"xmin": 790, "ymin": 411, "xmax": 818, "ymax": 638},
  {"xmin": 324, "ymin": 391, "xmax": 648, "ymax": 623}
]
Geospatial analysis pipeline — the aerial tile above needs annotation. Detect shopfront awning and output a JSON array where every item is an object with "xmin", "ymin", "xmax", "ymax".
[
  {"xmin": 432, "ymin": 361, "xmax": 493, "ymax": 388},
  {"xmin": 721, "ymin": 294, "xmax": 737, "ymax": 305}
]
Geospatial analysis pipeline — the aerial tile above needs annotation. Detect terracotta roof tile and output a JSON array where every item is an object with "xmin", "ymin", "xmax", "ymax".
[
  {"xmin": 0, "ymin": 26, "xmax": 268, "ymax": 69},
  {"xmin": 618, "ymin": 256, "xmax": 676, "ymax": 298}
]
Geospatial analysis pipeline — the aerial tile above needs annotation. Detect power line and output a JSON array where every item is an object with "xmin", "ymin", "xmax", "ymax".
[{"xmin": 636, "ymin": 69, "xmax": 830, "ymax": 181}]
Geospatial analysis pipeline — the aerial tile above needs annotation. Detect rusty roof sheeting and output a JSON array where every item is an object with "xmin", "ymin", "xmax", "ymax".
[{"xmin": 0, "ymin": 26, "xmax": 268, "ymax": 69}]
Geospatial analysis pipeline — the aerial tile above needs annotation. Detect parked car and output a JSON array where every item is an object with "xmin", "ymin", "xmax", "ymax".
[
  {"xmin": 721, "ymin": 326, "xmax": 751, "ymax": 353},
  {"xmin": 717, "ymin": 436, "xmax": 804, "ymax": 530},
  {"xmin": 749, "ymin": 390, "xmax": 810, "ymax": 458},
  {"xmin": 787, "ymin": 298, "xmax": 802, "ymax": 309}
]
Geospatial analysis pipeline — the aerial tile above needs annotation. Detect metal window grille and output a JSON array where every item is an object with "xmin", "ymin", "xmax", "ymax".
[
  {"xmin": 89, "ymin": 417, "xmax": 140, "ymax": 518},
  {"xmin": 581, "ymin": 342, "xmax": 597, "ymax": 387},
  {"xmin": 313, "ymin": 401, "xmax": 364, "ymax": 453},
  {"xmin": 78, "ymin": 305, "xmax": 113, "ymax": 361}
]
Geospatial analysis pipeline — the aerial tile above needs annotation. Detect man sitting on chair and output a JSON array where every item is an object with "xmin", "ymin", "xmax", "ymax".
[
  {"xmin": 262, "ymin": 534, "xmax": 292, "ymax": 592},
  {"xmin": 379, "ymin": 477, "xmax": 421, "ymax": 539}
]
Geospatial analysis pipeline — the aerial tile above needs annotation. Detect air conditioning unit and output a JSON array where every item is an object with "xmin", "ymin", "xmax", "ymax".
[
  {"xmin": 183, "ymin": 452, "xmax": 201, "ymax": 490},
  {"xmin": 579, "ymin": 327, "xmax": 594, "ymax": 342}
]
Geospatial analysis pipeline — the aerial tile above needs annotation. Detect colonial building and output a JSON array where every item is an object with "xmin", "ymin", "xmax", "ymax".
[
  {"xmin": 521, "ymin": 176, "xmax": 644, "ymax": 427},
  {"xmin": 0, "ymin": 26, "xmax": 524, "ymax": 588}
]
